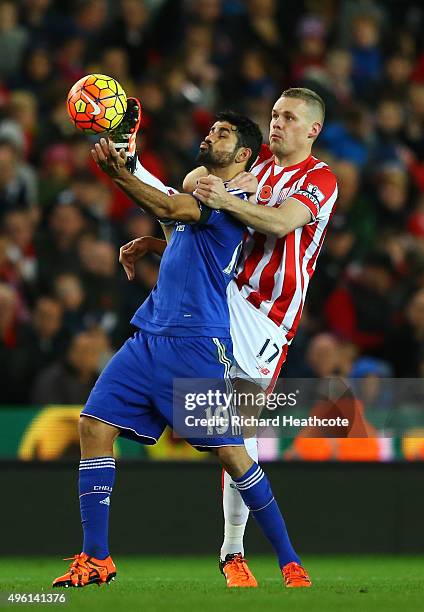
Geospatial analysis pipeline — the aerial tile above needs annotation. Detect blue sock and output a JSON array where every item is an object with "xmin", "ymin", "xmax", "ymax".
[
  {"xmin": 234, "ymin": 463, "xmax": 301, "ymax": 569},
  {"xmin": 79, "ymin": 456, "xmax": 116, "ymax": 559}
]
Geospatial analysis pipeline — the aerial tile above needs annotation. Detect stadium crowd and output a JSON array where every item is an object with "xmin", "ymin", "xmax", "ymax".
[{"xmin": 1, "ymin": 0, "xmax": 424, "ymax": 404}]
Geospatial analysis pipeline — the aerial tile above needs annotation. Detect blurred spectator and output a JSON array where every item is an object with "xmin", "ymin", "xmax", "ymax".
[
  {"xmin": 233, "ymin": 49, "xmax": 276, "ymax": 103},
  {"xmin": 0, "ymin": 1, "xmax": 28, "ymax": 78},
  {"xmin": 325, "ymin": 252, "xmax": 397, "ymax": 354},
  {"xmin": 380, "ymin": 53, "xmax": 413, "ymax": 102},
  {"xmin": 308, "ymin": 213, "xmax": 355, "ymax": 317},
  {"xmin": 73, "ymin": 0, "xmax": 109, "ymax": 52},
  {"xmin": 350, "ymin": 356, "xmax": 393, "ymax": 409},
  {"xmin": 6, "ymin": 90, "xmax": 38, "ymax": 160},
  {"xmin": 9, "ymin": 47, "xmax": 55, "ymax": 111},
  {"xmin": 291, "ymin": 15, "xmax": 326, "ymax": 83},
  {"xmin": 120, "ymin": 252, "xmax": 159, "ymax": 338},
  {"xmin": 385, "ymin": 288, "xmax": 424, "ymax": 377},
  {"xmin": 320, "ymin": 105, "xmax": 370, "ymax": 167},
  {"xmin": 19, "ymin": 0, "xmax": 53, "ymax": 41},
  {"xmin": 405, "ymin": 82, "xmax": 424, "ymax": 161},
  {"xmin": 124, "ymin": 209, "xmax": 158, "ymax": 241},
  {"xmin": 244, "ymin": 0, "xmax": 285, "ymax": 59},
  {"xmin": 350, "ymin": 12, "xmax": 382, "ymax": 100},
  {"xmin": 303, "ymin": 333, "xmax": 341, "ymax": 378},
  {"xmin": 100, "ymin": 47, "xmax": 135, "ymax": 95},
  {"xmin": 0, "ymin": 282, "xmax": 20, "ymax": 349},
  {"xmin": 65, "ymin": 173, "xmax": 125, "ymax": 246},
  {"xmin": 371, "ymin": 165, "xmax": 411, "ymax": 231},
  {"xmin": 106, "ymin": 0, "xmax": 153, "ymax": 79},
  {"xmin": 36, "ymin": 202, "xmax": 86, "ymax": 291},
  {"xmin": 31, "ymin": 330, "xmax": 107, "ymax": 404},
  {"xmin": 78, "ymin": 239, "xmax": 122, "ymax": 340},
  {"xmin": 2, "ymin": 209, "xmax": 37, "ymax": 295},
  {"xmin": 12, "ymin": 295, "xmax": 67, "ymax": 402},
  {"xmin": 38, "ymin": 144, "xmax": 74, "ymax": 209},
  {"xmin": 0, "ymin": 283, "xmax": 22, "ymax": 401},
  {"xmin": 56, "ymin": 36, "xmax": 87, "ymax": 86},
  {"xmin": 407, "ymin": 209, "xmax": 424, "ymax": 256},
  {"xmin": 372, "ymin": 100, "xmax": 406, "ymax": 165},
  {"xmin": 303, "ymin": 47, "xmax": 354, "ymax": 121},
  {"xmin": 54, "ymin": 273, "xmax": 87, "ymax": 335},
  {"xmin": 0, "ymin": 138, "xmax": 38, "ymax": 220},
  {"xmin": 330, "ymin": 160, "xmax": 375, "ymax": 258}
]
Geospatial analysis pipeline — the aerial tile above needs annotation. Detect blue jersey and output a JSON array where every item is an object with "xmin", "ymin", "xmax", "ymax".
[{"xmin": 131, "ymin": 189, "xmax": 248, "ymax": 337}]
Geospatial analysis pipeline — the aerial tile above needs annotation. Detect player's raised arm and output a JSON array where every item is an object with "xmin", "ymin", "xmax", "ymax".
[
  {"xmin": 194, "ymin": 168, "xmax": 337, "ymax": 237},
  {"xmin": 193, "ymin": 175, "xmax": 308, "ymax": 236},
  {"xmin": 92, "ymin": 138, "xmax": 203, "ymax": 223}
]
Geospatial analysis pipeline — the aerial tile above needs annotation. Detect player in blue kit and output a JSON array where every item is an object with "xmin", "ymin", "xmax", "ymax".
[{"xmin": 52, "ymin": 110, "xmax": 310, "ymax": 590}]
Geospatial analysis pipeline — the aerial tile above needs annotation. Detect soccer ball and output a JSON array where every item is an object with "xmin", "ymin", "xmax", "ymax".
[{"xmin": 66, "ymin": 74, "xmax": 127, "ymax": 134}]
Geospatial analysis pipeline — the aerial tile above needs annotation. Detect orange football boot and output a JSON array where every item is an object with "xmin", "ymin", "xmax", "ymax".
[
  {"xmin": 282, "ymin": 561, "xmax": 312, "ymax": 587},
  {"xmin": 52, "ymin": 553, "xmax": 116, "ymax": 588},
  {"xmin": 220, "ymin": 553, "xmax": 258, "ymax": 587}
]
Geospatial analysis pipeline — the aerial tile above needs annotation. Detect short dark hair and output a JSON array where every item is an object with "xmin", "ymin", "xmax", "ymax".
[
  {"xmin": 281, "ymin": 87, "xmax": 326, "ymax": 123},
  {"xmin": 215, "ymin": 111, "xmax": 263, "ymax": 171}
]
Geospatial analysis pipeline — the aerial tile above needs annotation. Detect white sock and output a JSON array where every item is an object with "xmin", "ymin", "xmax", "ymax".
[
  {"xmin": 220, "ymin": 437, "xmax": 258, "ymax": 560},
  {"xmin": 133, "ymin": 158, "xmax": 178, "ymax": 194}
]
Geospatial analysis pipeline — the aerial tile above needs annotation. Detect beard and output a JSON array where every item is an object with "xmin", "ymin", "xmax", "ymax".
[{"xmin": 195, "ymin": 146, "xmax": 236, "ymax": 168}]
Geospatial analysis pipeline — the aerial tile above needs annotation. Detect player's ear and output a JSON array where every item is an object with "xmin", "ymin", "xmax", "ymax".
[
  {"xmin": 236, "ymin": 147, "xmax": 252, "ymax": 165},
  {"xmin": 308, "ymin": 121, "xmax": 322, "ymax": 140}
]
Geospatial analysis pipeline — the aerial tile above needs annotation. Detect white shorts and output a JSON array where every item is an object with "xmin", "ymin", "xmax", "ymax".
[{"xmin": 227, "ymin": 281, "xmax": 289, "ymax": 393}]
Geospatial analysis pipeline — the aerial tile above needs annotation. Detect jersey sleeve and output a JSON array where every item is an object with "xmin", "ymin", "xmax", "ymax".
[
  {"xmin": 290, "ymin": 168, "xmax": 338, "ymax": 222},
  {"xmin": 158, "ymin": 198, "xmax": 215, "ymax": 226}
]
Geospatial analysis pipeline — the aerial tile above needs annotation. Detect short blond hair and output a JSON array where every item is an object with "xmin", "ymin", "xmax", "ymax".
[{"xmin": 281, "ymin": 87, "xmax": 325, "ymax": 124}]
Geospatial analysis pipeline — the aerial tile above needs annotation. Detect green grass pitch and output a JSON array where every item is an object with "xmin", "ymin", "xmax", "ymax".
[{"xmin": 0, "ymin": 556, "xmax": 423, "ymax": 612}]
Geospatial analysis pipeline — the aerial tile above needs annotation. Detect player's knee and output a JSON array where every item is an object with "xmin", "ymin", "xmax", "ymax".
[
  {"xmin": 217, "ymin": 445, "xmax": 252, "ymax": 478},
  {"xmin": 79, "ymin": 416, "xmax": 117, "ymax": 445},
  {"xmin": 231, "ymin": 512, "xmax": 247, "ymax": 526}
]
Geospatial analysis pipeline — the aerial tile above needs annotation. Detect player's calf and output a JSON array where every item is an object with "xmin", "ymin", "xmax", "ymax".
[{"xmin": 216, "ymin": 445, "xmax": 311, "ymax": 587}]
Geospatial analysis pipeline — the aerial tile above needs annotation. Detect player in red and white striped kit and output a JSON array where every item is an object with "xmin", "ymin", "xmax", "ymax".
[{"xmin": 192, "ymin": 88, "xmax": 338, "ymax": 584}]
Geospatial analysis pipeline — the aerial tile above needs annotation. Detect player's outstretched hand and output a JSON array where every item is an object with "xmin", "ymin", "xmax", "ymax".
[
  {"xmin": 119, "ymin": 238, "xmax": 150, "ymax": 281},
  {"xmin": 91, "ymin": 138, "xmax": 127, "ymax": 177},
  {"xmin": 194, "ymin": 175, "xmax": 228, "ymax": 210},
  {"xmin": 119, "ymin": 236, "xmax": 166, "ymax": 280},
  {"xmin": 227, "ymin": 171, "xmax": 258, "ymax": 195}
]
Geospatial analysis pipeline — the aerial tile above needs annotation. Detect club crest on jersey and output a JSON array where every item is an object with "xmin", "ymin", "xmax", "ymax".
[
  {"xmin": 306, "ymin": 183, "xmax": 325, "ymax": 202},
  {"xmin": 258, "ymin": 184, "xmax": 272, "ymax": 203}
]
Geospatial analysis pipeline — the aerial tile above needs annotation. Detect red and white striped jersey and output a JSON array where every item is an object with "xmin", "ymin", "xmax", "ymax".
[{"xmin": 234, "ymin": 144, "xmax": 338, "ymax": 341}]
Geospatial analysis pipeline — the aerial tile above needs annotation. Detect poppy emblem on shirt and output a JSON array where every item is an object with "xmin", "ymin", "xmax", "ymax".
[{"xmin": 258, "ymin": 185, "xmax": 272, "ymax": 202}]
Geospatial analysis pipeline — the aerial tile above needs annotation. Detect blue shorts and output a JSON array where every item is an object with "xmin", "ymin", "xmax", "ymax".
[{"xmin": 82, "ymin": 330, "xmax": 244, "ymax": 450}]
